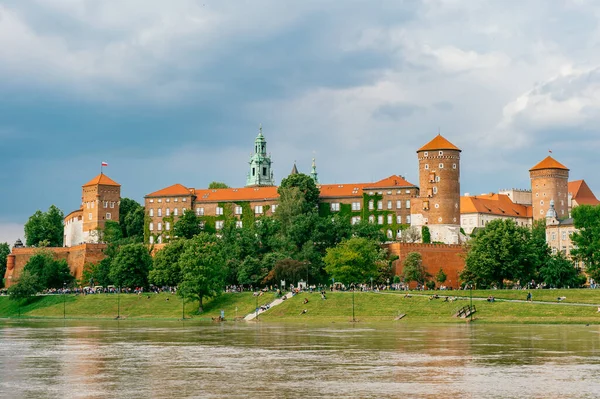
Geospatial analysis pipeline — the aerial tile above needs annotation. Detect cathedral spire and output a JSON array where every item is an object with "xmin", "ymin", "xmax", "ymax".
[
  {"xmin": 310, "ymin": 158, "xmax": 319, "ymax": 184},
  {"xmin": 246, "ymin": 125, "xmax": 275, "ymax": 187}
]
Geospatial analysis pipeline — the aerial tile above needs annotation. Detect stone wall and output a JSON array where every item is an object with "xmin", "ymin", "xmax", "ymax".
[
  {"xmin": 385, "ymin": 242, "xmax": 466, "ymax": 289},
  {"xmin": 3, "ymin": 244, "xmax": 107, "ymax": 287}
]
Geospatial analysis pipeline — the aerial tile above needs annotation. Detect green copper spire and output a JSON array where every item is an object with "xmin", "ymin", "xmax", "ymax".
[
  {"xmin": 310, "ymin": 158, "xmax": 319, "ymax": 184},
  {"xmin": 246, "ymin": 124, "xmax": 275, "ymax": 187}
]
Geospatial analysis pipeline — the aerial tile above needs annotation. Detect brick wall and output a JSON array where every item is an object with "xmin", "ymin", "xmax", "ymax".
[{"xmin": 385, "ymin": 242, "xmax": 466, "ymax": 289}]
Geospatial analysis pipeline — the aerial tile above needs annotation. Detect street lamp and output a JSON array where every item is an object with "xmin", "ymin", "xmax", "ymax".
[
  {"xmin": 352, "ymin": 283, "xmax": 356, "ymax": 323},
  {"xmin": 63, "ymin": 282, "xmax": 66, "ymax": 320},
  {"xmin": 117, "ymin": 286, "xmax": 121, "ymax": 320},
  {"xmin": 469, "ymin": 281, "xmax": 473, "ymax": 322},
  {"xmin": 255, "ymin": 294, "xmax": 259, "ymax": 321}
]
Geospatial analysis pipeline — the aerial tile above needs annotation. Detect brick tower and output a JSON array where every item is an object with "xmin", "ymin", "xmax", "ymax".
[
  {"xmin": 412, "ymin": 134, "xmax": 461, "ymax": 244},
  {"xmin": 81, "ymin": 173, "xmax": 121, "ymax": 243},
  {"xmin": 530, "ymin": 156, "xmax": 569, "ymax": 220}
]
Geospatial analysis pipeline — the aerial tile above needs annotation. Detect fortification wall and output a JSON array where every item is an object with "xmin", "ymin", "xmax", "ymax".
[
  {"xmin": 385, "ymin": 242, "xmax": 466, "ymax": 289},
  {"xmin": 4, "ymin": 244, "xmax": 107, "ymax": 287}
]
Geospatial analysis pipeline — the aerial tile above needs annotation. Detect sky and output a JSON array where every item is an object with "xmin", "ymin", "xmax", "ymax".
[{"xmin": 2, "ymin": 0, "xmax": 600, "ymax": 245}]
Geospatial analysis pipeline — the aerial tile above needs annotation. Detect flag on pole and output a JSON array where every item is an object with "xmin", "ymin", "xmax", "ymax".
[
  {"xmin": 548, "ymin": 150, "xmax": 552, "ymax": 154},
  {"xmin": 101, "ymin": 161, "xmax": 108, "ymax": 167}
]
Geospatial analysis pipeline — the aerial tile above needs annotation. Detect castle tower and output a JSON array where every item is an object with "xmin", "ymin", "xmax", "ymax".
[
  {"xmin": 412, "ymin": 134, "xmax": 461, "ymax": 244},
  {"xmin": 529, "ymin": 156, "xmax": 569, "ymax": 220},
  {"xmin": 81, "ymin": 173, "xmax": 121, "ymax": 243},
  {"xmin": 246, "ymin": 125, "xmax": 275, "ymax": 187}
]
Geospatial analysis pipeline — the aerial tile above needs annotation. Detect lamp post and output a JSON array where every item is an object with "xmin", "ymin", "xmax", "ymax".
[
  {"xmin": 63, "ymin": 282, "xmax": 66, "ymax": 320},
  {"xmin": 182, "ymin": 292, "xmax": 185, "ymax": 320},
  {"xmin": 370, "ymin": 277, "xmax": 373, "ymax": 291},
  {"xmin": 469, "ymin": 281, "xmax": 473, "ymax": 322},
  {"xmin": 117, "ymin": 286, "xmax": 121, "ymax": 320},
  {"xmin": 352, "ymin": 283, "xmax": 356, "ymax": 323},
  {"xmin": 255, "ymin": 294, "xmax": 259, "ymax": 321}
]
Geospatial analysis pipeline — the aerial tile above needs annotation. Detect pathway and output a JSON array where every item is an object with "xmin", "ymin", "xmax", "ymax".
[{"xmin": 244, "ymin": 292, "xmax": 293, "ymax": 321}]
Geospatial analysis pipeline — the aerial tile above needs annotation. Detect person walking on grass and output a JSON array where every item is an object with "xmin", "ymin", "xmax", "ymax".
[{"xmin": 527, "ymin": 292, "xmax": 532, "ymax": 302}]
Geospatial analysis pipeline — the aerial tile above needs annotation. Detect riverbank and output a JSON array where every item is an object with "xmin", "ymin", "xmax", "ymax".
[{"xmin": 1, "ymin": 289, "xmax": 599, "ymax": 323}]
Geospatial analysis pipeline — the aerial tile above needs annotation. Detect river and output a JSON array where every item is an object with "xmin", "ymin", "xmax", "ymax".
[{"xmin": 0, "ymin": 320, "xmax": 599, "ymax": 398}]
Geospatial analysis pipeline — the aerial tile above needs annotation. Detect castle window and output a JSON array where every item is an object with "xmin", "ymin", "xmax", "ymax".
[
  {"xmin": 540, "ymin": 210, "xmax": 544, "ymax": 214},
  {"xmin": 438, "ymin": 217, "xmax": 443, "ymax": 222},
  {"xmin": 272, "ymin": 205, "xmax": 278, "ymax": 213},
  {"xmin": 434, "ymin": 203, "xmax": 439, "ymax": 209},
  {"xmin": 330, "ymin": 203, "xmax": 340, "ymax": 212},
  {"xmin": 424, "ymin": 152, "xmax": 428, "ymax": 157},
  {"xmin": 387, "ymin": 214, "xmax": 393, "ymax": 224},
  {"xmin": 174, "ymin": 208, "xmax": 178, "ymax": 216},
  {"xmin": 540, "ymin": 200, "xmax": 544, "ymax": 206},
  {"xmin": 387, "ymin": 191, "xmax": 392, "ymax": 195},
  {"xmin": 149, "ymin": 209, "xmax": 154, "ymax": 217},
  {"xmin": 423, "ymin": 201, "xmax": 429, "ymax": 210},
  {"xmin": 263, "ymin": 167, "xmax": 267, "ymax": 176},
  {"xmin": 535, "ymin": 193, "xmax": 539, "ymax": 197},
  {"xmin": 369, "ymin": 215, "xmax": 375, "ymax": 223},
  {"xmin": 174, "ymin": 198, "xmax": 178, "ymax": 202},
  {"xmin": 158, "ymin": 222, "xmax": 162, "ymax": 231},
  {"xmin": 377, "ymin": 201, "xmax": 383, "ymax": 210},
  {"xmin": 352, "ymin": 202, "xmax": 361, "ymax": 211},
  {"xmin": 387, "ymin": 230, "xmax": 393, "ymax": 239},
  {"xmin": 236, "ymin": 220, "xmax": 243, "ymax": 228},
  {"xmin": 396, "ymin": 200, "xmax": 402, "ymax": 209},
  {"xmin": 157, "ymin": 236, "xmax": 162, "ymax": 244},
  {"xmin": 387, "ymin": 200, "xmax": 392, "ymax": 209},
  {"xmin": 562, "ymin": 231, "xmax": 567, "ymax": 240},
  {"xmin": 182, "ymin": 198, "xmax": 186, "ymax": 202},
  {"xmin": 88, "ymin": 213, "xmax": 92, "ymax": 220},
  {"xmin": 103, "ymin": 201, "xmax": 108, "ymax": 208},
  {"xmin": 369, "ymin": 200, "xmax": 374, "ymax": 210},
  {"xmin": 106, "ymin": 213, "xmax": 111, "ymax": 220},
  {"xmin": 158, "ymin": 199, "xmax": 162, "ymax": 203},
  {"xmin": 235, "ymin": 206, "xmax": 243, "ymax": 215},
  {"xmin": 255, "ymin": 205, "xmax": 263, "ymax": 214},
  {"xmin": 351, "ymin": 216, "xmax": 361, "ymax": 225},
  {"xmin": 149, "ymin": 222, "xmax": 154, "ymax": 231},
  {"xmin": 166, "ymin": 208, "xmax": 171, "ymax": 216},
  {"xmin": 552, "ymin": 232, "xmax": 556, "ymax": 240},
  {"xmin": 216, "ymin": 220, "xmax": 224, "ymax": 230},
  {"xmin": 406, "ymin": 200, "xmax": 411, "ymax": 208},
  {"xmin": 252, "ymin": 168, "xmax": 255, "ymax": 176},
  {"xmin": 433, "ymin": 187, "xmax": 438, "ymax": 194},
  {"xmin": 439, "ymin": 151, "xmax": 443, "ymax": 156},
  {"xmin": 397, "ymin": 215, "xmax": 402, "ymax": 224},
  {"xmin": 406, "ymin": 215, "xmax": 411, "ymax": 224},
  {"xmin": 149, "ymin": 199, "xmax": 154, "ymax": 203},
  {"xmin": 436, "ymin": 176, "xmax": 441, "ymax": 182},
  {"xmin": 425, "ymin": 164, "xmax": 429, "ymax": 170},
  {"xmin": 439, "ymin": 163, "xmax": 444, "ymax": 169},
  {"xmin": 166, "ymin": 222, "xmax": 170, "ymax": 231},
  {"xmin": 453, "ymin": 163, "xmax": 456, "ymax": 169},
  {"xmin": 405, "ymin": 190, "xmax": 410, "ymax": 194},
  {"xmin": 158, "ymin": 209, "xmax": 162, "ymax": 217},
  {"xmin": 543, "ymin": 193, "xmax": 547, "ymax": 197},
  {"xmin": 166, "ymin": 199, "xmax": 170, "ymax": 203},
  {"xmin": 196, "ymin": 207, "xmax": 204, "ymax": 216},
  {"xmin": 216, "ymin": 207, "xmax": 224, "ymax": 216},
  {"xmin": 110, "ymin": 202, "xmax": 115, "ymax": 208},
  {"xmin": 378, "ymin": 215, "xmax": 384, "ymax": 225}
]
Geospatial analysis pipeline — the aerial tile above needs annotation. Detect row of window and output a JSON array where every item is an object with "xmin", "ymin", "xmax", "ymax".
[
  {"xmin": 548, "ymin": 231, "xmax": 573, "ymax": 241},
  {"xmin": 87, "ymin": 212, "xmax": 111, "ymax": 220},
  {"xmin": 350, "ymin": 215, "xmax": 411, "ymax": 225},
  {"xmin": 423, "ymin": 151, "xmax": 447, "ymax": 157},
  {"xmin": 330, "ymin": 200, "xmax": 412, "ymax": 212},
  {"xmin": 198, "ymin": 205, "xmax": 278, "ymax": 216},
  {"xmin": 149, "ymin": 198, "xmax": 187, "ymax": 203},
  {"xmin": 85, "ymin": 201, "xmax": 116, "ymax": 209},
  {"xmin": 149, "ymin": 208, "xmax": 187, "ymax": 217},
  {"xmin": 424, "ymin": 163, "xmax": 457, "ymax": 170},
  {"xmin": 367, "ymin": 190, "xmax": 412, "ymax": 196}
]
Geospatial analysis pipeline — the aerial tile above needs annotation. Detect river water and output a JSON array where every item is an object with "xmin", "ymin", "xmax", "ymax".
[{"xmin": 0, "ymin": 320, "xmax": 599, "ymax": 398}]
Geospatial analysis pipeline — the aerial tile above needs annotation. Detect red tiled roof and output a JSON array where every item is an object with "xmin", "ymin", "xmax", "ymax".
[
  {"xmin": 529, "ymin": 156, "xmax": 569, "ymax": 171},
  {"xmin": 319, "ymin": 183, "xmax": 368, "ymax": 198},
  {"xmin": 83, "ymin": 173, "xmax": 120, "ymax": 187},
  {"xmin": 461, "ymin": 193, "xmax": 533, "ymax": 218},
  {"xmin": 417, "ymin": 134, "xmax": 461, "ymax": 152},
  {"xmin": 364, "ymin": 175, "xmax": 417, "ymax": 188},
  {"xmin": 147, "ymin": 184, "xmax": 193, "ymax": 197},
  {"xmin": 569, "ymin": 180, "xmax": 600, "ymax": 205}
]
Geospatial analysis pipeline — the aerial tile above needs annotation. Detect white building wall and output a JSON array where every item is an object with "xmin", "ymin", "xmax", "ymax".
[{"xmin": 64, "ymin": 217, "xmax": 84, "ymax": 247}]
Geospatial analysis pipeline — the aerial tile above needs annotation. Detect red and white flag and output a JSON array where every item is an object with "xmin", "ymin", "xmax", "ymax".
[{"xmin": 101, "ymin": 161, "xmax": 108, "ymax": 167}]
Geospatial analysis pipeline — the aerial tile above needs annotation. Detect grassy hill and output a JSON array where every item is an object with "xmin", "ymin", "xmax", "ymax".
[{"xmin": 1, "ymin": 289, "xmax": 600, "ymax": 323}]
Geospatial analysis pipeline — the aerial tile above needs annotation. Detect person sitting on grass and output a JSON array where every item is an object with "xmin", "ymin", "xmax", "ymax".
[
  {"xmin": 300, "ymin": 309, "xmax": 308, "ymax": 315},
  {"xmin": 303, "ymin": 298, "xmax": 309, "ymax": 304}
]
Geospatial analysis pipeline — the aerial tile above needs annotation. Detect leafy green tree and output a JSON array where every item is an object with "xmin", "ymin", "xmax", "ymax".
[
  {"xmin": 109, "ymin": 244, "xmax": 152, "ymax": 288},
  {"xmin": 324, "ymin": 237, "xmax": 382, "ymax": 285},
  {"xmin": 274, "ymin": 187, "xmax": 306, "ymax": 234},
  {"xmin": 149, "ymin": 239, "xmax": 187, "ymax": 287},
  {"xmin": 352, "ymin": 220, "xmax": 386, "ymax": 242},
  {"xmin": 24, "ymin": 205, "xmax": 64, "ymax": 247},
  {"xmin": 99, "ymin": 220, "xmax": 123, "ymax": 244},
  {"xmin": 422, "ymin": 226, "xmax": 431, "ymax": 244},
  {"xmin": 540, "ymin": 252, "xmax": 585, "ymax": 288},
  {"xmin": 436, "ymin": 268, "xmax": 447, "ymax": 285},
  {"xmin": 278, "ymin": 173, "xmax": 320, "ymax": 213},
  {"xmin": 237, "ymin": 256, "xmax": 266, "ymax": 286},
  {"xmin": 119, "ymin": 198, "xmax": 145, "ymax": 241},
  {"xmin": 0, "ymin": 242, "xmax": 10, "ymax": 288},
  {"xmin": 401, "ymin": 252, "xmax": 429, "ymax": 285},
  {"xmin": 8, "ymin": 270, "xmax": 41, "ymax": 300},
  {"xmin": 178, "ymin": 233, "xmax": 225, "ymax": 312},
  {"xmin": 463, "ymin": 219, "xmax": 537, "ymax": 288},
  {"xmin": 173, "ymin": 210, "xmax": 203, "ymax": 239},
  {"xmin": 571, "ymin": 205, "xmax": 600, "ymax": 281},
  {"xmin": 23, "ymin": 251, "xmax": 74, "ymax": 289},
  {"xmin": 208, "ymin": 181, "xmax": 230, "ymax": 189}
]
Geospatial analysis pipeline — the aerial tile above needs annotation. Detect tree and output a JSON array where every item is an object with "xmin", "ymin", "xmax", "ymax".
[
  {"xmin": 539, "ymin": 252, "xmax": 585, "ymax": 288},
  {"xmin": 352, "ymin": 220, "xmax": 386, "ymax": 242},
  {"xmin": 124, "ymin": 205, "xmax": 145, "ymax": 241},
  {"xmin": 571, "ymin": 205, "xmax": 600, "ymax": 281},
  {"xmin": 401, "ymin": 252, "xmax": 429, "ymax": 286},
  {"xmin": 324, "ymin": 237, "xmax": 382, "ymax": 285},
  {"xmin": 99, "ymin": 220, "xmax": 123, "ymax": 244},
  {"xmin": 274, "ymin": 187, "xmax": 306, "ymax": 234},
  {"xmin": 173, "ymin": 210, "xmax": 203, "ymax": 239},
  {"xmin": 208, "ymin": 181, "xmax": 229, "ymax": 189},
  {"xmin": 24, "ymin": 205, "xmax": 64, "ymax": 247},
  {"xmin": 23, "ymin": 250, "xmax": 74, "ymax": 289},
  {"xmin": 109, "ymin": 244, "xmax": 152, "ymax": 288},
  {"xmin": 398, "ymin": 226, "xmax": 421, "ymax": 243},
  {"xmin": 463, "ymin": 219, "xmax": 537, "ymax": 288},
  {"xmin": 8, "ymin": 270, "xmax": 41, "ymax": 300},
  {"xmin": 422, "ymin": 226, "xmax": 431, "ymax": 244},
  {"xmin": 149, "ymin": 239, "xmax": 187, "ymax": 287},
  {"xmin": 178, "ymin": 233, "xmax": 225, "ymax": 312},
  {"xmin": 0, "ymin": 242, "xmax": 10, "ymax": 288},
  {"xmin": 278, "ymin": 173, "xmax": 320, "ymax": 213},
  {"xmin": 436, "ymin": 268, "xmax": 447, "ymax": 285}
]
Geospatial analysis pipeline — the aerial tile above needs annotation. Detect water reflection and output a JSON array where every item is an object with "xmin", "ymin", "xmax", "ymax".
[{"xmin": 0, "ymin": 321, "xmax": 599, "ymax": 398}]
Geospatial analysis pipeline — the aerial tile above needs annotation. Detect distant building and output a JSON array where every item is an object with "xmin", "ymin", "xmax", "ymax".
[
  {"xmin": 460, "ymin": 193, "xmax": 533, "ymax": 235},
  {"xmin": 530, "ymin": 156, "xmax": 569, "ymax": 220}
]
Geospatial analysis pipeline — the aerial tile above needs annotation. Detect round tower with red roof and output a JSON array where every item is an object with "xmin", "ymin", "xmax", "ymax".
[
  {"xmin": 81, "ymin": 173, "xmax": 121, "ymax": 243},
  {"xmin": 413, "ymin": 134, "xmax": 461, "ymax": 244},
  {"xmin": 529, "ymin": 156, "xmax": 569, "ymax": 220}
]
